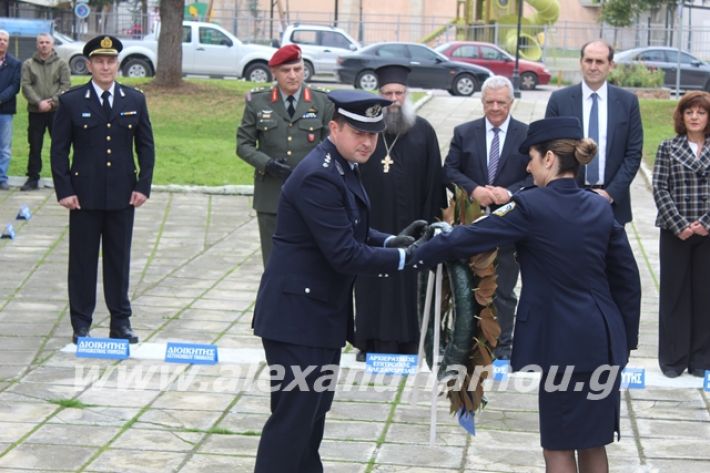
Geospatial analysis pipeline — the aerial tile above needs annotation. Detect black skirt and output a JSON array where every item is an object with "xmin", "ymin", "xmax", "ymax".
[{"xmin": 538, "ymin": 369, "xmax": 621, "ymax": 450}]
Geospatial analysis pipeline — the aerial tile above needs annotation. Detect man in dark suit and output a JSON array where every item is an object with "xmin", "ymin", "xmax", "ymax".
[
  {"xmin": 444, "ymin": 75, "xmax": 530, "ymax": 359},
  {"xmin": 50, "ymin": 35, "xmax": 154, "ymax": 344},
  {"xmin": 252, "ymin": 90, "xmax": 422, "ymax": 473},
  {"xmin": 545, "ymin": 40, "xmax": 643, "ymax": 225}
]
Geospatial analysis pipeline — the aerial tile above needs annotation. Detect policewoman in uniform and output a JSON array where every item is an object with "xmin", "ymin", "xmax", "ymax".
[
  {"xmin": 252, "ymin": 90, "xmax": 423, "ymax": 473},
  {"xmin": 50, "ymin": 35, "xmax": 154, "ymax": 344},
  {"xmin": 411, "ymin": 117, "xmax": 641, "ymax": 473},
  {"xmin": 237, "ymin": 44, "xmax": 334, "ymax": 266}
]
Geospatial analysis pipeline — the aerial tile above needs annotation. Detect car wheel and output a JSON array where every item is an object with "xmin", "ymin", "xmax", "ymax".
[
  {"xmin": 244, "ymin": 62, "xmax": 271, "ymax": 83},
  {"xmin": 122, "ymin": 58, "xmax": 153, "ymax": 78},
  {"xmin": 304, "ymin": 61, "xmax": 315, "ymax": 82},
  {"xmin": 520, "ymin": 72, "xmax": 538, "ymax": 91},
  {"xmin": 69, "ymin": 55, "xmax": 88, "ymax": 75},
  {"xmin": 451, "ymin": 73, "xmax": 476, "ymax": 96},
  {"xmin": 355, "ymin": 70, "xmax": 378, "ymax": 90}
]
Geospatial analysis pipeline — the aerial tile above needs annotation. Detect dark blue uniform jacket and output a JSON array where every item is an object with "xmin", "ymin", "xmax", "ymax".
[
  {"xmin": 253, "ymin": 138, "xmax": 401, "ymax": 349},
  {"xmin": 413, "ymin": 178, "xmax": 641, "ymax": 372}
]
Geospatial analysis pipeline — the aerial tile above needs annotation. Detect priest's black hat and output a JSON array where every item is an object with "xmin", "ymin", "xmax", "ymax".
[{"xmin": 375, "ymin": 65, "xmax": 411, "ymax": 86}]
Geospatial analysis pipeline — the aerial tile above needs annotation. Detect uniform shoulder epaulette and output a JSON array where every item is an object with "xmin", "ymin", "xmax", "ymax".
[
  {"xmin": 117, "ymin": 83, "xmax": 144, "ymax": 94},
  {"xmin": 245, "ymin": 86, "xmax": 269, "ymax": 102},
  {"xmin": 311, "ymin": 86, "xmax": 330, "ymax": 94},
  {"xmin": 61, "ymin": 84, "xmax": 86, "ymax": 95}
]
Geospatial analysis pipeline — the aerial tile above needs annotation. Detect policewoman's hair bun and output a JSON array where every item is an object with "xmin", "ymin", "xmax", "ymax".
[{"xmin": 574, "ymin": 138, "xmax": 597, "ymax": 165}]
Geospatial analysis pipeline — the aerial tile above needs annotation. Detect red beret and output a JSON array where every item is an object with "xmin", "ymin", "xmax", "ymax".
[{"xmin": 269, "ymin": 44, "xmax": 302, "ymax": 67}]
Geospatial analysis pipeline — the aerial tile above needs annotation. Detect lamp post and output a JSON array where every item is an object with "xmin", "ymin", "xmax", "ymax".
[{"xmin": 511, "ymin": 0, "xmax": 524, "ymax": 99}]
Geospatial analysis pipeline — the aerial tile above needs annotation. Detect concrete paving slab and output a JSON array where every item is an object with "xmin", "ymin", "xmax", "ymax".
[
  {"xmin": 0, "ymin": 444, "xmax": 96, "ymax": 470},
  {"xmin": 84, "ymin": 449, "xmax": 187, "ymax": 473}
]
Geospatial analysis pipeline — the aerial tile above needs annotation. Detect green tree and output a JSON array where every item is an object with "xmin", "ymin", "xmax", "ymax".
[
  {"xmin": 601, "ymin": 0, "xmax": 678, "ymax": 27},
  {"xmin": 154, "ymin": 0, "xmax": 184, "ymax": 87}
]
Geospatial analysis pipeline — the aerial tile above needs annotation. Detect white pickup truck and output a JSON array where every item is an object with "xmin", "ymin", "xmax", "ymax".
[{"xmin": 63, "ymin": 21, "xmax": 277, "ymax": 82}]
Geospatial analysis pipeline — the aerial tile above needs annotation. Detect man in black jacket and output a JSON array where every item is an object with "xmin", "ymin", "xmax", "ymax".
[{"xmin": 0, "ymin": 29, "xmax": 22, "ymax": 191}]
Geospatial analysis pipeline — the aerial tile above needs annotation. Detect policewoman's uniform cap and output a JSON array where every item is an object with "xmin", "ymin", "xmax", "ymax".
[
  {"xmin": 327, "ymin": 90, "xmax": 392, "ymax": 133},
  {"xmin": 375, "ymin": 64, "xmax": 411, "ymax": 86},
  {"xmin": 518, "ymin": 116, "xmax": 583, "ymax": 154},
  {"xmin": 269, "ymin": 44, "xmax": 302, "ymax": 67}
]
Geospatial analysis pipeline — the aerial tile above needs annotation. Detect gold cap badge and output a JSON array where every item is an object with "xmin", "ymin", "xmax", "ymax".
[{"xmin": 100, "ymin": 36, "xmax": 112, "ymax": 49}]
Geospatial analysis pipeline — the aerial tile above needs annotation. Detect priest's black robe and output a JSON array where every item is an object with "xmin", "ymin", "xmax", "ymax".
[{"xmin": 354, "ymin": 116, "xmax": 446, "ymax": 354}]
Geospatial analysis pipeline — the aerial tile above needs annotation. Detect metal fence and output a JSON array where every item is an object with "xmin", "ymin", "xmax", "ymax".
[{"xmin": 7, "ymin": 5, "xmax": 710, "ymax": 65}]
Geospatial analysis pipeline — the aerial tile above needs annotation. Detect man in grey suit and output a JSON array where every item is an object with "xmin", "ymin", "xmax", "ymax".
[
  {"xmin": 545, "ymin": 40, "xmax": 643, "ymax": 225},
  {"xmin": 444, "ymin": 75, "xmax": 530, "ymax": 359}
]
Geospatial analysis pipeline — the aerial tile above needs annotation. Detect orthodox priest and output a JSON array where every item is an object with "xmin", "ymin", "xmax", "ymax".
[{"xmin": 354, "ymin": 65, "xmax": 446, "ymax": 359}]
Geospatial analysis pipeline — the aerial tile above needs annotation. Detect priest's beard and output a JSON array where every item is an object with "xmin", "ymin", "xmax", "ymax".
[{"xmin": 383, "ymin": 97, "xmax": 417, "ymax": 135}]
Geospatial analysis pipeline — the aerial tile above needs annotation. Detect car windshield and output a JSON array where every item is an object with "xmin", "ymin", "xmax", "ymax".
[{"xmin": 53, "ymin": 31, "xmax": 75, "ymax": 44}]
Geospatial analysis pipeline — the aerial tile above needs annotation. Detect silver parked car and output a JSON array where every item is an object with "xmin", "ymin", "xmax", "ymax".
[
  {"xmin": 614, "ymin": 46, "xmax": 710, "ymax": 91},
  {"xmin": 281, "ymin": 24, "xmax": 360, "ymax": 80}
]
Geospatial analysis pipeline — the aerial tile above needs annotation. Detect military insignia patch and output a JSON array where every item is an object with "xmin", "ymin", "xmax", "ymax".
[
  {"xmin": 493, "ymin": 202, "xmax": 516, "ymax": 217},
  {"xmin": 365, "ymin": 104, "xmax": 382, "ymax": 118}
]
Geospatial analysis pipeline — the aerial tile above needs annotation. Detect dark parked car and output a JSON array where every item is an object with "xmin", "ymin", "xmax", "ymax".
[
  {"xmin": 336, "ymin": 42, "xmax": 492, "ymax": 96},
  {"xmin": 435, "ymin": 41, "xmax": 551, "ymax": 90},
  {"xmin": 614, "ymin": 46, "xmax": 710, "ymax": 91}
]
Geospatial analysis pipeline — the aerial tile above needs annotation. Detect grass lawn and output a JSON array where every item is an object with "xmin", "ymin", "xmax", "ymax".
[{"xmin": 6, "ymin": 78, "xmax": 679, "ymax": 185}]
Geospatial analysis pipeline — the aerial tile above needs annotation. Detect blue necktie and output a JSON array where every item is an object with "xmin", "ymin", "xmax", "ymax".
[
  {"xmin": 488, "ymin": 127, "xmax": 500, "ymax": 184},
  {"xmin": 586, "ymin": 92, "xmax": 600, "ymax": 185}
]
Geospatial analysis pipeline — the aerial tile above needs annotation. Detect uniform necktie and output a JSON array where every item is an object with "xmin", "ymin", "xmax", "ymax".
[
  {"xmin": 287, "ymin": 95, "xmax": 295, "ymax": 118},
  {"xmin": 587, "ymin": 92, "xmax": 600, "ymax": 185},
  {"xmin": 488, "ymin": 127, "xmax": 500, "ymax": 184},
  {"xmin": 101, "ymin": 90, "xmax": 112, "ymax": 117}
]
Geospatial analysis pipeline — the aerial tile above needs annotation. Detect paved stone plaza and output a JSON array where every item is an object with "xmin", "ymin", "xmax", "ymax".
[{"xmin": 0, "ymin": 92, "xmax": 709, "ymax": 472}]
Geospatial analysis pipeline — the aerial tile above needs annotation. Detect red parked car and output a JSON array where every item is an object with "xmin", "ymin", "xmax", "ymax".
[{"xmin": 435, "ymin": 41, "xmax": 551, "ymax": 90}]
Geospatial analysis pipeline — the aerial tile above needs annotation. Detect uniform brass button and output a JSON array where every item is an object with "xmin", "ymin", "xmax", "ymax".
[
  {"xmin": 83, "ymin": 124, "xmax": 88, "ymax": 129},
  {"xmin": 287, "ymin": 150, "xmax": 292, "ymax": 156},
  {"xmin": 288, "ymin": 136, "xmax": 292, "ymax": 141},
  {"xmin": 289, "ymin": 123, "xmax": 293, "ymax": 128},
  {"xmin": 377, "ymin": 273, "xmax": 383, "ymax": 277},
  {"xmin": 107, "ymin": 149, "xmax": 112, "ymax": 154},
  {"xmin": 74, "ymin": 172, "xmax": 79, "ymax": 176},
  {"xmin": 107, "ymin": 123, "xmax": 111, "ymax": 128},
  {"xmin": 106, "ymin": 161, "xmax": 112, "ymax": 167},
  {"xmin": 106, "ymin": 136, "xmax": 111, "ymax": 141},
  {"xmin": 305, "ymin": 288, "xmax": 311, "ymax": 294},
  {"xmin": 128, "ymin": 124, "xmax": 132, "ymax": 129},
  {"xmin": 309, "ymin": 127, "xmax": 313, "ymax": 131}
]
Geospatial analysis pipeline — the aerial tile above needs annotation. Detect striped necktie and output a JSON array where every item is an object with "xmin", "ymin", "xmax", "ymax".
[
  {"xmin": 488, "ymin": 127, "xmax": 500, "ymax": 184},
  {"xmin": 586, "ymin": 92, "xmax": 600, "ymax": 185}
]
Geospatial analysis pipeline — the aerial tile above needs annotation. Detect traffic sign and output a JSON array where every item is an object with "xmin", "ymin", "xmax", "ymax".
[{"xmin": 74, "ymin": 3, "xmax": 90, "ymax": 19}]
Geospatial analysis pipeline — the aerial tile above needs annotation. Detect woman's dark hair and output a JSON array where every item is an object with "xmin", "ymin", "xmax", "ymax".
[
  {"xmin": 673, "ymin": 91, "xmax": 710, "ymax": 135},
  {"xmin": 531, "ymin": 138, "xmax": 598, "ymax": 176}
]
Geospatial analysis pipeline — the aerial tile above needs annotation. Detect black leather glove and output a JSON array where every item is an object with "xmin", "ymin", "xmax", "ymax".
[
  {"xmin": 405, "ymin": 222, "xmax": 453, "ymax": 267},
  {"xmin": 265, "ymin": 159, "xmax": 292, "ymax": 180},
  {"xmin": 385, "ymin": 219, "xmax": 429, "ymax": 248}
]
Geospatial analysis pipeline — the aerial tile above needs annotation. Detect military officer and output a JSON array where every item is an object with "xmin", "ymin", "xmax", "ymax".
[
  {"xmin": 50, "ymin": 35, "xmax": 155, "ymax": 344},
  {"xmin": 252, "ymin": 90, "xmax": 423, "ymax": 473},
  {"xmin": 237, "ymin": 44, "xmax": 334, "ymax": 266}
]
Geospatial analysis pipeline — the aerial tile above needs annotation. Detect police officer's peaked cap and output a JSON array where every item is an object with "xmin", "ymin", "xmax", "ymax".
[
  {"xmin": 375, "ymin": 65, "xmax": 411, "ymax": 86},
  {"xmin": 328, "ymin": 90, "xmax": 392, "ymax": 133},
  {"xmin": 83, "ymin": 35, "xmax": 123, "ymax": 57},
  {"xmin": 269, "ymin": 44, "xmax": 302, "ymax": 67},
  {"xmin": 518, "ymin": 116, "xmax": 583, "ymax": 154}
]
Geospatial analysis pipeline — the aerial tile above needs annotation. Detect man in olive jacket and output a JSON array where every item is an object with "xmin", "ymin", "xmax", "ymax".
[
  {"xmin": 20, "ymin": 33, "xmax": 71, "ymax": 191},
  {"xmin": 237, "ymin": 44, "xmax": 333, "ymax": 266}
]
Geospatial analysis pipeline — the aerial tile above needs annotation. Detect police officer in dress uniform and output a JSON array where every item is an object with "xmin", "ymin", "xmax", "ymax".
[
  {"xmin": 411, "ymin": 117, "xmax": 641, "ymax": 473},
  {"xmin": 237, "ymin": 44, "xmax": 334, "ymax": 266},
  {"xmin": 252, "ymin": 90, "xmax": 425, "ymax": 473},
  {"xmin": 50, "ymin": 35, "xmax": 155, "ymax": 344}
]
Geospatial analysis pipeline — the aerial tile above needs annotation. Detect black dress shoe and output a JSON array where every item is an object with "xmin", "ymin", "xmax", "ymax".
[
  {"xmin": 20, "ymin": 179, "xmax": 39, "ymax": 191},
  {"xmin": 690, "ymin": 368, "xmax": 707, "ymax": 378},
  {"xmin": 109, "ymin": 325, "xmax": 139, "ymax": 344},
  {"xmin": 660, "ymin": 367, "xmax": 683, "ymax": 378},
  {"xmin": 72, "ymin": 327, "xmax": 91, "ymax": 344}
]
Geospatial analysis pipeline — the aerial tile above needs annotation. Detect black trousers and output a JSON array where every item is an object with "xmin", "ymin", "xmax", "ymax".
[
  {"xmin": 494, "ymin": 244, "xmax": 520, "ymax": 358},
  {"xmin": 68, "ymin": 207, "xmax": 135, "ymax": 332},
  {"xmin": 26, "ymin": 111, "xmax": 54, "ymax": 180},
  {"xmin": 256, "ymin": 211, "xmax": 277, "ymax": 267},
  {"xmin": 658, "ymin": 229, "xmax": 710, "ymax": 373},
  {"xmin": 255, "ymin": 339, "xmax": 340, "ymax": 473}
]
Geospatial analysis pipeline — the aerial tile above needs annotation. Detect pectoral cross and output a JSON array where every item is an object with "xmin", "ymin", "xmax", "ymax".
[{"xmin": 381, "ymin": 155, "xmax": 394, "ymax": 173}]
